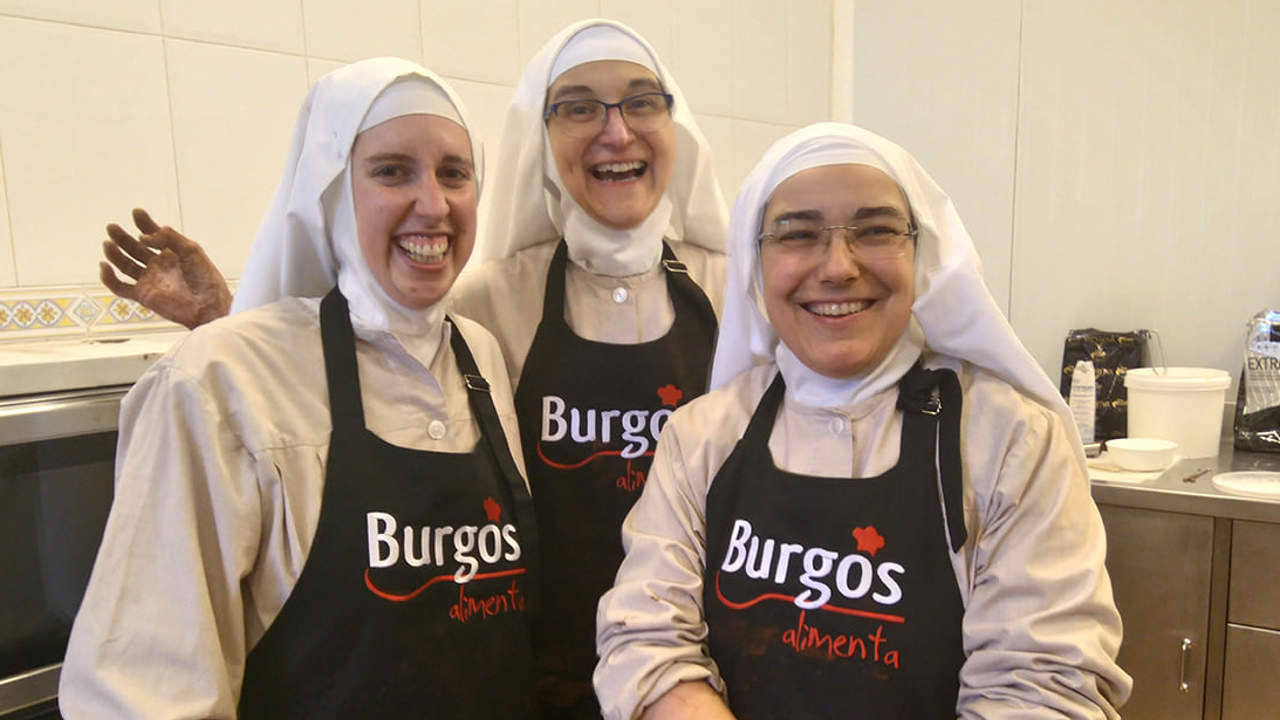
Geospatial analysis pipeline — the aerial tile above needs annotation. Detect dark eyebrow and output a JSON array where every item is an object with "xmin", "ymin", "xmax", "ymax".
[
  {"xmin": 549, "ymin": 84, "xmax": 594, "ymax": 102},
  {"xmin": 440, "ymin": 153, "xmax": 475, "ymax": 171},
  {"xmin": 549, "ymin": 77, "xmax": 665, "ymax": 103},
  {"xmin": 362, "ymin": 152, "xmax": 473, "ymax": 167},
  {"xmin": 627, "ymin": 77, "xmax": 663, "ymax": 93},
  {"xmin": 361, "ymin": 152, "xmax": 415, "ymax": 166},
  {"xmin": 768, "ymin": 209, "xmax": 824, "ymax": 225},
  {"xmin": 851, "ymin": 205, "xmax": 910, "ymax": 222}
]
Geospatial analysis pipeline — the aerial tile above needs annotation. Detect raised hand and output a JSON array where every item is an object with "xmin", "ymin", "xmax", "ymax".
[{"xmin": 99, "ymin": 209, "xmax": 233, "ymax": 329}]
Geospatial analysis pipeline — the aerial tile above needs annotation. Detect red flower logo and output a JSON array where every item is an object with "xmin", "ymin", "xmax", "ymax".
[
  {"xmin": 656, "ymin": 384, "xmax": 684, "ymax": 407},
  {"xmin": 483, "ymin": 496, "xmax": 502, "ymax": 523},
  {"xmin": 851, "ymin": 526, "xmax": 885, "ymax": 556}
]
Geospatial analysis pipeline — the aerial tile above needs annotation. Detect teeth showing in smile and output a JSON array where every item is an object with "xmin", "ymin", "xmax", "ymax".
[
  {"xmin": 397, "ymin": 235, "xmax": 448, "ymax": 264},
  {"xmin": 591, "ymin": 161, "xmax": 646, "ymax": 182},
  {"xmin": 805, "ymin": 300, "xmax": 872, "ymax": 317}
]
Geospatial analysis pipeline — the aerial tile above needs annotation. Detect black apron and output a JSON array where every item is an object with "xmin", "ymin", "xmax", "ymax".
[
  {"xmin": 514, "ymin": 240, "xmax": 717, "ymax": 718},
  {"xmin": 702, "ymin": 366, "xmax": 969, "ymax": 719},
  {"xmin": 239, "ymin": 288, "xmax": 538, "ymax": 719}
]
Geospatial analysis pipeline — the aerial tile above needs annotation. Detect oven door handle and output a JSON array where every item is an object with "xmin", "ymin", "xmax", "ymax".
[{"xmin": 0, "ymin": 386, "xmax": 129, "ymax": 445}]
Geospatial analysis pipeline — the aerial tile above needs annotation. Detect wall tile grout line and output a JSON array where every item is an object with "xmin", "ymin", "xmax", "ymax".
[
  {"xmin": 0, "ymin": 12, "xmax": 308, "ymax": 57},
  {"xmin": 158, "ymin": 0, "xmax": 186, "ymax": 283},
  {"xmin": 0, "ymin": 136, "xmax": 17, "ymax": 287},
  {"xmin": 1006, "ymin": 0, "xmax": 1025, "ymax": 324},
  {"xmin": 298, "ymin": 0, "xmax": 311, "ymax": 63},
  {"xmin": 416, "ymin": 0, "xmax": 425, "ymax": 66},
  {"xmin": 0, "ymin": 13, "xmax": 163, "ymax": 38}
]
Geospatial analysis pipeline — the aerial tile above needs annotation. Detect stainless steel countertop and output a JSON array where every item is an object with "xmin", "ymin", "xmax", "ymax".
[{"xmin": 1091, "ymin": 442, "xmax": 1280, "ymax": 523}]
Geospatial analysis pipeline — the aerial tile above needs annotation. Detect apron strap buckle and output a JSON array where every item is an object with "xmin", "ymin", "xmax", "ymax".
[
  {"xmin": 921, "ymin": 387, "xmax": 942, "ymax": 416},
  {"xmin": 463, "ymin": 374, "xmax": 491, "ymax": 392},
  {"xmin": 662, "ymin": 258, "xmax": 689, "ymax": 274}
]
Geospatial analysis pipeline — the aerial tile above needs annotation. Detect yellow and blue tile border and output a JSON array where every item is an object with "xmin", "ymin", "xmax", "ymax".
[{"xmin": 0, "ymin": 281, "xmax": 238, "ymax": 342}]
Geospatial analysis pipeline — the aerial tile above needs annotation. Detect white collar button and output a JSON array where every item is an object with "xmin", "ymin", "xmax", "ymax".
[{"xmin": 428, "ymin": 420, "xmax": 447, "ymax": 440}]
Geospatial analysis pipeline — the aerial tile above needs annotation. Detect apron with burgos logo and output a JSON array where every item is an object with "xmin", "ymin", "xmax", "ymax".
[
  {"xmin": 238, "ymin": 288, "xmax": 539, "ymax": 719},
  {"xmin": 514, "ymin": 239, "xmax": 717, "ymax": 717},
  {"xmin": 703, "ymin": 365, "xmax": 969, "ymax": 718}
]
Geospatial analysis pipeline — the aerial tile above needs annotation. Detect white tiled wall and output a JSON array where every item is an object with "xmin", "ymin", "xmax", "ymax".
[
  {"xmin": 303, "ymin": 0, "xmax": 422, "ymax": 63},
  {"xmin": 164, "ymin": 40, "xmax": 309, "ymax": 272},
  {"xmin": 518, "ymin": 0, "xmax": 601, "ymax": 67},
  {"xmin": 0, "ymin": 16, "xmax": 180, "ymax": 289},
  {"xmin": 853, "ymin": 0, "xmax": 1021, "ymax": 318},
  {"xmin": 421, "ymin": 0, "xmax": 521, "ymax": 86},
  {"xmin": 0, "ymin": 0, "xmax": 837, "ymax": 341},
  {"xmin": 0, "ymin": 0, "xmax": 161, "ymax": 33},
  {"xmin": 1011, "ymin": 0, "xmax": 1280, "ymax": 378},
  {"xmin": 160, "ymin": 0, "xmax": 305, "ymax": 54},
  {"xmin": 851, "ymin": 0, "xmax": 1280, "ymax": 382},
  {"xmin": 670, "ymin": 0, "xmax": 734, "ymax": 117}
]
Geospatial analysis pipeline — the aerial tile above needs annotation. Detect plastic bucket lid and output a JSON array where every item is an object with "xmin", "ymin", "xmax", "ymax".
[{"xmin": 1125, "ymin": 367, "xmax": 1231, "ymax": 392}]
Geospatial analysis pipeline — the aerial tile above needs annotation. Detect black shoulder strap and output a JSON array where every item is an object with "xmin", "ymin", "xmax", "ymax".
[
  {"xmin": 660, "ymin": 241, "xmax": 719, "ymax": 348},
  {"xmin": 539, "ymin": 239, "xmax": 570, "ymax": 325},
  {"xmin": 447, "ymin": 317, "xmax": 541, "ymax": 610},
  {"xmin": 320, "ymin": 288, "xmax": 365, "ymax": 429},
  {"xmin": 741, "ymin": 372, "xmax": 787, "ymax": 448},
  {"xmin": 897, "ymin": 365, "xmax": 968, "ymax": 552}
]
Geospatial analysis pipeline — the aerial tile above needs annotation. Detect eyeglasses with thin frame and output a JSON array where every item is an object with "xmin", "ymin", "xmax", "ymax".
[
  {"xmin": 758, "ymin": 218, "xmax": 917, "ymax": 262},
  {"xmin": 544, "ymin": 92, "xmax": 675, "ymax": 138}
]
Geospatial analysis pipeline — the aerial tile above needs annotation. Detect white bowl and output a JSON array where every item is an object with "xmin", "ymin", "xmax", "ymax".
[{"xmin": 1107, "ymin": 438, "xmax": 1178, "ymax": 472}]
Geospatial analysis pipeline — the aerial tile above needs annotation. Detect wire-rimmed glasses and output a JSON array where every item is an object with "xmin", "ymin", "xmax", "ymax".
[
  {"xmin": 544, "ymin": 92, "xmax": 675, "ymax": 138},
  {"xmin": 758, "ymin": 218, "xmax": 917, "ymax": 262}
]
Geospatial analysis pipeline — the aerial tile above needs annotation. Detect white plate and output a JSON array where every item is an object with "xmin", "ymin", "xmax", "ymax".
[{"xmin": 1211, "ymin": 471, "xmax": 1280, "ymax": 499}]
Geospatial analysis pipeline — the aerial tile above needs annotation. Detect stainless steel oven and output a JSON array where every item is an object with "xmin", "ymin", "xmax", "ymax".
[{"xmin": 0, "ymin": 387, "xmax": 126, "ymax": 719}]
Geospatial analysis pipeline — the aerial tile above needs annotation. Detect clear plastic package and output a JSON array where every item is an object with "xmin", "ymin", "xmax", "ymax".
[{"xmin": 1233, "ymin": 309, "xmax": 1280, "ymax": 453}]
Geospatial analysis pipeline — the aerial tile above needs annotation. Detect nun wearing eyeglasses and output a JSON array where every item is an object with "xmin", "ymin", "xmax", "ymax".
[
  {"xmin": 593, "ymin": 123, "xmax": 1131, "ymax": 720},
  {"xmin": 448, "ymin": 19, "xmax": 727, "ymax": 719}
]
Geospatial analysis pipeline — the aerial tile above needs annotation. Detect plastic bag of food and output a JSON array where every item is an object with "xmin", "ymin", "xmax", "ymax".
[
  {"xmin": 1059, "ymin": 328, "xmax": 1148, "ymax": 441},
  {"xmin": 1234, "ymin": 309, "xmax": 1280, "ymax": 452}
]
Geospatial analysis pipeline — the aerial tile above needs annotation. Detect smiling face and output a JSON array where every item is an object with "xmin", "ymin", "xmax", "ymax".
[
  {"xmin": 760, "ymin": 163, "xmax": 916, "ymax": 379},
  {"xmin": 545, "ymin": 60, "xmax": 675, "ymax": 230},
  {"xmin": 351, "ymin": 113, "xmax": 477, "ymax": 310}
]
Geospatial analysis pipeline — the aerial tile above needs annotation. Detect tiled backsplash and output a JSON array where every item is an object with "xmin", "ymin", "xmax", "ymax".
[
  {"xmin": 0, "ymin": 285, "xmax": 170, "ymax": 341},
  {"xmin": 0, "ymin": 282, "xmax": 237, "ymax": 342}
]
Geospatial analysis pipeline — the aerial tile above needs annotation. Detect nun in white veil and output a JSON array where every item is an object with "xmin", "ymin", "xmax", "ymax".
[
  {"xmin": 448, "ymin": 18, "xmax": 731, "ymax": 719},
  {"xmin": 595, "ymin": 123, "xmax": 1131, "ymax": 720},
  {"xmin": 61, "ymin": 58, "xmax": 538, "ymax": 718},
  {"xmin": 452, "ymin": 17, "xmax": 727, "ymax": 386}
]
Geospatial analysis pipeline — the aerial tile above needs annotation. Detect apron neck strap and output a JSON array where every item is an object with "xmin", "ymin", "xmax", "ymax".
[
  {"xmin": 897, "ymin": 364, "xmax": 967, "ymax": 552},
  {"xmin": 447, "ymin": 318, "xmax": 542, "ymax": 612},
  {"xmin": 320, "ymin": 288, "xmax": 366, "ymax": 430}
]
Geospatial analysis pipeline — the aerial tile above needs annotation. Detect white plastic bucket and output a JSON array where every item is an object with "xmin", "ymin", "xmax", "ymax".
[{"xmin": 1125, "ymin": 367, "xmax": 1232, "ymax": 458}]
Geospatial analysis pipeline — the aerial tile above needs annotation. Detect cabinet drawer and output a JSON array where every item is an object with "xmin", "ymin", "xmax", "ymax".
[
  {"xmin": 1222, "ymin": 624, "xmax": 1280, "ymax": 720},
  {"xmin": 1229, "ymin": 520, "xmax": 1280, "ymax": 630}
]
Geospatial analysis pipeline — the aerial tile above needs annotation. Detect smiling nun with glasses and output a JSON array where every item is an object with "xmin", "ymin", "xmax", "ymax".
[
  {"xmin": 449, "ymin": 19, "xmax": 726, "ymax": 719},
  {"xmin": 593, "ymin": 123, "xmax": 1132, "ymax": 720}
]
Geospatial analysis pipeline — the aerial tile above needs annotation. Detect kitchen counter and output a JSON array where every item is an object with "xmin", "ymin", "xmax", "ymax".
[
  {"xmin": 0, "ymin": 331, "xmax": 186, "ymax": 398},
  {"xmin": 1090, "ymin": 442, "xmax": 1280, "ymax": 523},
  {"xmin": 1091, "ymin": 442, "xmax": 1280, "ymax": 720}
]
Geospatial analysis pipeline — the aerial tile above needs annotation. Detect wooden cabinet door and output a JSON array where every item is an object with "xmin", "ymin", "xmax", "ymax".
[{"xmin": 1099, "ymin": 505, "xmax": 1214, "ymax": 720}]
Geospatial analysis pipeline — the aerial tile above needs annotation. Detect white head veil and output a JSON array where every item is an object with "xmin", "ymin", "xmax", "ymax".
[
  {"xmin": 476, "ymin": 19, "xmax": 726, "ymax": 277},
  {"xmin": 712, "ymin": 123, "xmax": 1080, "ymax": 463},
  {"xmin": 231, "ymin": 57, "xmax": 482, "ymax": 342}
]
